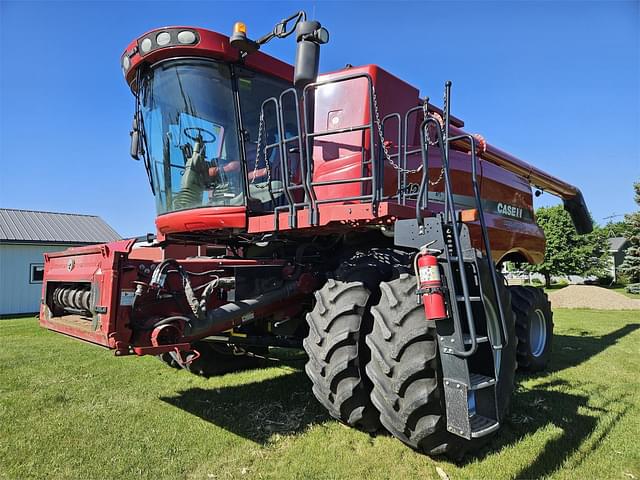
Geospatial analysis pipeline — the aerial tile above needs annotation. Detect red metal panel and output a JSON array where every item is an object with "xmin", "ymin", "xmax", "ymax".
[
  {"xmin": 123, "ymin": 27, "xmax": 293, "ymax": 89},
  {"xmin": 40, "ymin": 240, "xmax": 135, "ymax": 348},
  {"xmin": 155, "ymin": 206, "xmax": 247, "ymax": 234}
]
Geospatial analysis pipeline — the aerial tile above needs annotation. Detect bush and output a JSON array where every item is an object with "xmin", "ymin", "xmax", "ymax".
[
  {"xmin": 625, "ymin": 283, "xmax": 640, "ymax": 295},
  {"xmin": 597, "ymin": 275, "xmax": 614, "ymax": 286},
  {"xmin": 616, "ymin": 273, "xmax": 631, "ymax": 286}
]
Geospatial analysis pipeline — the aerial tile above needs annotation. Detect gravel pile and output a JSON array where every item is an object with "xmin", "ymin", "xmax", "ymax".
[{"xmin": 546, "ymin": 285, "xmax": 640, "ymax": 310}]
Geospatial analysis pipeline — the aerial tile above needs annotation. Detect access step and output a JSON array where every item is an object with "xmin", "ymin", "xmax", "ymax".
[
  {"xmin": 444, "ymin": 255, "xmax": 469, "ymax": 262},
  {"xmin": 470, "ymin": 414, "xmax": 500, "ymax": 438},
  {"xmin": 469, "ymin": 373, "xmax": 496, "ymax": 390}
]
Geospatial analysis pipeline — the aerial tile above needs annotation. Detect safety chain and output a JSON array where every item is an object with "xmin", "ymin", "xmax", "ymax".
[
  {"xmin": 371, "ymin": 86, "xmax": 444, "ymax": 186},
  {"xmin": 424, "ymin": 103, "xmax": 445, "ymax": 148},
  {"xmin": 251, "ymin": 111, "xmax": 271, "ymax": 189}
]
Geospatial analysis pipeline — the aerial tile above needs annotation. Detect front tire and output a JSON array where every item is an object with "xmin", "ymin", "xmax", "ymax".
[
  {"xmin": 302, "ymin": 249, "xmax": 410, "ymax": 432},
  {"xmin": 366, "ymin": 272, "xmax": 517, "ymax": 457},
  {"xmin": 303, "ymin": 279, "xmax": 380, "ymax": 431}
]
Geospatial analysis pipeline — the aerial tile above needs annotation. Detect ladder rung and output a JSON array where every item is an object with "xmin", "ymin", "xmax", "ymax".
[
  {"xmin": 442, "ymin": 255, "xmax": 474, "ymax": 264},
  {"xmin": 470, "ymin": 415, "xmax": 500, "ymax": 438},
  {"xmin": 463, "ymin": 334, "xmax": 489, "ymax": 345},
  {"xmin": 469, "ymin": 373, "xmax": 496, "ymax": 390},
  {"xmin": 456, "ymin": 295, "xmax": 482, "ymax": 302}
]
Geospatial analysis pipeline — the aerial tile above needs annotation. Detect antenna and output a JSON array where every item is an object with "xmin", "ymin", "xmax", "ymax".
[{"xmin": 603, "ymin": 213, "xmax": 624, "ymax": 222}]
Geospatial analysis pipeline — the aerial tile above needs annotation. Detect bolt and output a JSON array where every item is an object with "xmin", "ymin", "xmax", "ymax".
[
  {"xmin": 445, "ymin": 381, "xmax": 450, "ymax": 385},
  {"xmin": 456, "ymin": 383, "xmax": 460, "ymax": 388},
  {"xmin": 450, "ymin": 338, "xmax": 455, "ymax": 343}
]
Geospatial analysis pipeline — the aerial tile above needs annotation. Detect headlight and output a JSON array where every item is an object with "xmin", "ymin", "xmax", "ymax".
[
  {"xmin": 177, "ymin": 30, "xmax": 197, "ymax": 44},
  {"xmin": 140, "ymin": 38, "xmax": 153, "ymax": 54},
  {"xmin": 137, "ymin": 29, "xmax": 200, "ymax": 56},
  {"xmin": 156, "ymin": 32, "xmax": 171, "ymax": 46}
]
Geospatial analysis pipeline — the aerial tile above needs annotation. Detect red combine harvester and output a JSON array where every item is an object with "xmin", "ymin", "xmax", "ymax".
[{"xmin": 40, "ymin": 12, "xmax": 592, "ymax": 457}]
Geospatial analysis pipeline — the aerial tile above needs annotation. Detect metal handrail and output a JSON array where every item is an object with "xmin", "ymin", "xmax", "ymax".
[
  {"xmin": 302, "ymin": 73, "xmax": 379, "ymax": 224},
  {"xmin": 380, "ymin": 112, "xmax": 402, "ymax": 202},
  {"xmin": 402, "ymin": 105, "xmax": 425, "ymax": 205},
  {"xmin": 250, "ymin": 97, "xmax": 282, "ymax": 208},
  {"xmin": 448, "ymin": 133, "xmax": 509, "ymax": 347},
  {"xmin": 277, "ymin": 88, "xmax": 312, "ymax": 229},
  {"xmin": 419, "ymin": 115, "xmax": 479, "ymax": 357}
]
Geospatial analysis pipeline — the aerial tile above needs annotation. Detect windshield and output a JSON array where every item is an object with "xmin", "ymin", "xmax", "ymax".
[{"xmin": 141, "ymin": 59, "xmax": 243, "ymax": 214}]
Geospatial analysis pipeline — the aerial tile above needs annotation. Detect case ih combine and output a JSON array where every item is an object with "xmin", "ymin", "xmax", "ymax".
[{"xmin": 40, "ymin": 12, "xmax": 592, "ymax": 457}]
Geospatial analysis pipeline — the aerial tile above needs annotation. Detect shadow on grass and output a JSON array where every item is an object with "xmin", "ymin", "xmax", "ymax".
[
  {"xmin": 460, "ymin": 323, "xmax": 639, "ymax": 476},
  {"xmin": 161, "ymin": 364, "xmax": 330, "ymax": 444},
  {"xmin": 161, "ymin": 324, "xmax": 639, "ymax": 475},
  {"xmin": 548, "ymin": 323, "xmax": 639, "ymax": 374},
  {"xmin": 473, "ymin": 379, "xmax": 634, "ymax": 478}
]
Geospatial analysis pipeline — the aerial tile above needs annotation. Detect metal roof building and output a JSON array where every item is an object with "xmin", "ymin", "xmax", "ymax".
[{"xmin": 0, "ymin": 209, "xmax": 121, "ymax": 316}]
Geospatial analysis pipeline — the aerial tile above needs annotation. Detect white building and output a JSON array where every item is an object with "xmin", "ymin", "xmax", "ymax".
[
  {"xmin": 607, "ymin": 237, "xmax": 630, "ymax": 283},
  {"xmin": 0, "ymin": 209, "xmax": 120, "ymax": 316}
]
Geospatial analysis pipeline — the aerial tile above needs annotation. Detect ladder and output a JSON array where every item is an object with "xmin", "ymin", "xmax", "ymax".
[{"xmin": 397, "ymin": 81, "xmax": 511, "ymax": 440}]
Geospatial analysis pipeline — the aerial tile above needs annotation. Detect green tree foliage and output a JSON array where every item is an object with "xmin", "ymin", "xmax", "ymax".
[
  {"xmin": 619, "ymin": 181, "xmax": 640, "ymax": 283},
  {"xmin": 603, "ymin": 220, "xmax": 629, "ymax": 238},
  {"xmin": 526, "ymin": 205, "xmax": 608, "ymax": 286}
]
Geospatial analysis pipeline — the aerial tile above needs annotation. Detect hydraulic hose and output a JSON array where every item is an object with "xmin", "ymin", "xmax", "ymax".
[{"xmin": 183, "ymin": 281, "xmax": 300, "ymax": 338}]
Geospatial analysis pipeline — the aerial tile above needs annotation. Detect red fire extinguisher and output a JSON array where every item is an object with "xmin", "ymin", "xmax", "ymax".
[{"xmin": 415, "ymin": 247, "xmax": 447, "ymax": 321}]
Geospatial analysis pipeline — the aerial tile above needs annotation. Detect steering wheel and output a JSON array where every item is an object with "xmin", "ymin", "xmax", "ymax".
[{"xmin": 183, "ymin": 127, "xmax": 216, "ymax": 144}]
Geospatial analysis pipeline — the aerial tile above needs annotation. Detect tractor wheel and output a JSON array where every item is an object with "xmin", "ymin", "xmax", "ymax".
[
  {"xmin": 366, "ymin": 272, "xmax": 517, "ymax": 458},
  {"xmin": 157, "ymin": 352, "xmax": 182, "ymax": 369},
  {"xmin": 510, "ymin": 286, "xmax": 553, "ymax": 371},
  {"xmin": 158, "ymin": 342, "xmax": 268, "ymax": 377},
  {"xmin": 303, "ymin": 279, "xmax": 381, "ymax": 431},
  {"xmin": 303, "ymin": 249, "xmax": 410, "ymax": 432}
]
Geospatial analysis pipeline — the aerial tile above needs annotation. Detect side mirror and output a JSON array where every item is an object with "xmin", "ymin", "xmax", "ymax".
[
  {"xmin": 130, "ymin": 114, "xmax": 141, "ymax": 160},
  {"xmin": 294, "ymin": 21, "xmax": 329, "ymax": 89}
]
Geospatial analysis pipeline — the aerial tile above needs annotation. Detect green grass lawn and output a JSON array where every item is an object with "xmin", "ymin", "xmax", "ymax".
[
  {"xmin": 606, "ymin": 286, "xmax": 640, "ymax": 300},
  {"xmin": 1, "ymin": 311, "xmax": 639, "ymax": 480}
]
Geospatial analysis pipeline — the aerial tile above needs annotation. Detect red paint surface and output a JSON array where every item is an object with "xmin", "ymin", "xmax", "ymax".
[
  {"xmin": 122, "ymin": 27, "xmax": 293, "ymax": 89},
  {"xmin": 156, "ymin": 206, "xmax": 247, "ymax": 234},
  {"xmin": 121, "ymin": 25, "xmax": 554, "ymax": 264},
  {"xmin": 39, "ymin": 239, "xmax": 303, "ymax": 354}
]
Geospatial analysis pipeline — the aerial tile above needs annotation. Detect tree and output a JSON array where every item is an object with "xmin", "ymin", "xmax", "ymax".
[
  {"xmin": 525, "ymin": 205, "xmax": 608, "ymax": 287},
  {"xmin": 603, "ymin": 220, "xmax": 629, "ymax": 238},
  {"xmin": 619, "ymin": 181, "xmax": 640, "ymax": 283}
]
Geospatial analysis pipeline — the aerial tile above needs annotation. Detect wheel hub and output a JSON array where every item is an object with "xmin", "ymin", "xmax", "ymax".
[{"xmin": 530, "ymin": 309, "xmax": 547, "ymax": 357}]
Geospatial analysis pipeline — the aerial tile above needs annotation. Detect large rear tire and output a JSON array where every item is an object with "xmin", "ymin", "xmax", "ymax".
[
  {"xmin": 366, "ymin": 272, "xmax": 517, "ymax": 458},
  {"xmin": 510, "ymin": 286, "xmax": 553, "ymax": 372}
]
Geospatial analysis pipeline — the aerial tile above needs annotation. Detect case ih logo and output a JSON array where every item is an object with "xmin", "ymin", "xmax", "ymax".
[{"xmin": 497, "ymin": 202, "xmax": 523, "ymax": 219}]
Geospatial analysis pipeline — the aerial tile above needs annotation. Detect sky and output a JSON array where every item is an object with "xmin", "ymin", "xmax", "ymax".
[{"xmin": 0, "ymin": 0, "xmax": 638, "ymax": 238}]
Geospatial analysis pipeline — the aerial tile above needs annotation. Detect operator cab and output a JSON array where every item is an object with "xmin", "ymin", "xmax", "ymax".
[
  {"xmin": 139, "ymin": 58, "xmax": 292, "ymax": 213},
  {"xmin": 123, "ymin": 18, "xmax": 326, "ymax": 236}
]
